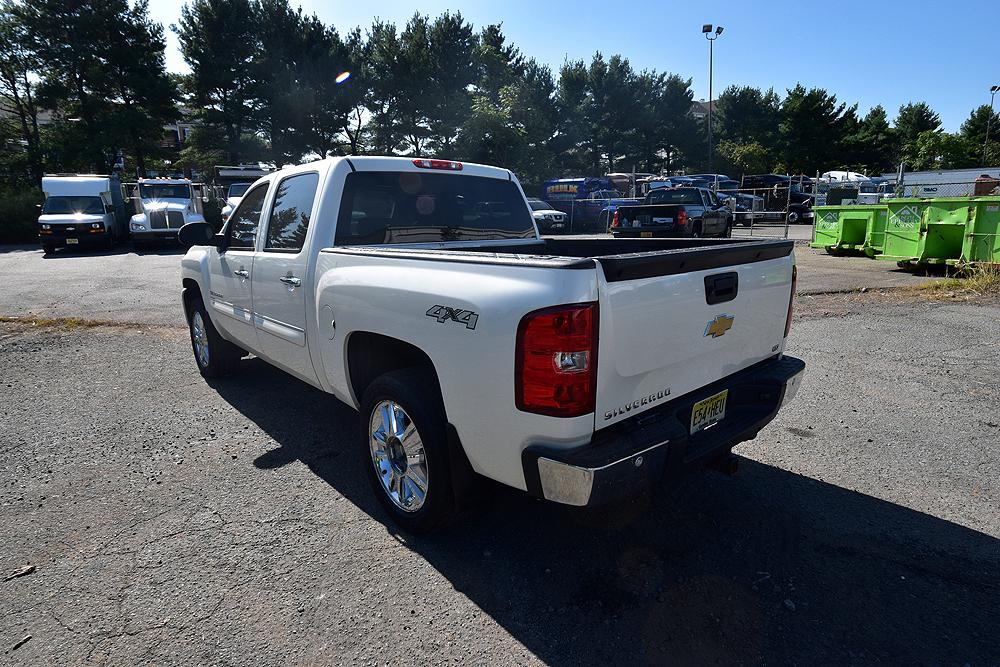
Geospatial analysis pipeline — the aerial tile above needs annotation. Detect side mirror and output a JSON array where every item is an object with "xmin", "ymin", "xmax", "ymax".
[{"xmin": 178, "ymin": 221, "xmax": 222, "ymax": 249}]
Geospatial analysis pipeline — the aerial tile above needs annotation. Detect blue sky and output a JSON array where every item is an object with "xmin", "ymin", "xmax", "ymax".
[{"xmin": 149, "ymin": 0, "xmax": 998, "ymax": 131}]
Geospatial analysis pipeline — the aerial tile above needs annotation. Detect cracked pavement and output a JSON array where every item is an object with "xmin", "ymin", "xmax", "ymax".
[{"xmin": 0, "ymin": 247, "xmax": 998, "ymax": 665}]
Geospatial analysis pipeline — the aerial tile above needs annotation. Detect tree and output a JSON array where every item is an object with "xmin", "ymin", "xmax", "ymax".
[
  {"xmin": 714, "ymin": 85, "xmax": 781, "ymax": 161},
  {"xmin": 175, "ymin": 0, "xmax": 259, "ymax": 163},
  {"xmin": 506, "ymin": 58, "xmax": 558, "ymax": 186},
  {"xmin": 909, "ymin": 130, "xmax": 974, "ymax": 171},
  {"xmin": 254, "ymin": 0, "xmax": 313, "ymax": 163},
  {"xmin": 552, "ymin": 59, "xmax": 589, "ymax": 173},
  {"xmin": 779, "ymin": 84, "xmax": 848, "ymax": 173},
  {"xmin": 717, "ymin": 140, "xmax": 769, "ymax": 175},
  {"xmin": 0, "ymin": 2, "xmax": 43, "ymax": 184},
  {"xmin": 841, "ymin": 105, "xmax": 898, "ymax": 174},
  {"xmin": 960, "ymin": 104, "xmax": 1000, "ymax": 165},
  {"xmin": 895, "ymin": 102, "xmax": 941, "ymax": 167},
  {"xmin": 584, "ymin": 53, "xmax": 639, "ymax": 173},
  {"xmin": 393, "ymin": 13, "xmax": 435, "ymax": 155},
  {"xmin": 14, "ymin": 0, "xmax": 121, "ymax": 170},
  {"xmin": 339, "ymin": 29, "xmax": 370, "ymax": 155},
  {"xmin": 424, "ymin": 12, "xmax": 476, "ymax": 155},
  {"xmin": 103, "ymin": 0, "xmax": 177, "ymax": 176},
  {"xmin": 456, "ymin": 23, "xmax": 524, "ymax": 166},
  {"xmin": 365, "ymin": 19, "xmax": 404, "ymax": 154},
  {"xmin": 13, "ymin": 0, "xmax": 177, "ymax": 175}
]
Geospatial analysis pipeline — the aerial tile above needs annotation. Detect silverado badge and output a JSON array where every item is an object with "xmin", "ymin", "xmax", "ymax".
[{"xmin": 704, "ymin": 314, "xmax": 734, "ymax": 338}]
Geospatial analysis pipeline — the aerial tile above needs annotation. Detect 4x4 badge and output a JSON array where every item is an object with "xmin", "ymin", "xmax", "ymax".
[{"xmin": 704, "ymin": 314, "xmax": 734, "ymax": 338}]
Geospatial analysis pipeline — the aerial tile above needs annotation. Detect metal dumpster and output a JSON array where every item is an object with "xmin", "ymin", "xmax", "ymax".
[
  {"xmin": 960, "ymin": 197, "xmax": 1000, "ymax": 265},
  {"xmin": 863, "ymin": 206, "xmax": 889, "ymax": 258},
  {"xmin": 810, "ymin": 205, "xmax": 885, "ymax": 255},
  {"xmin": 880, "ymin": 198, "xmax": 967, "ymax": 267}
]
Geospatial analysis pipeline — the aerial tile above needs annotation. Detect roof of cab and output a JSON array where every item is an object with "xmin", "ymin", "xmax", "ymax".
[{"xmin": 333, "ymin": 155, "xmax": 513, "ymax": 181}]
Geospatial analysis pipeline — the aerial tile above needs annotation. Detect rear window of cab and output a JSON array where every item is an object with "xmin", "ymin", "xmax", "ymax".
[{"xmin": 335, "ymin": 171, "xmax": 535, "ymax": 245}]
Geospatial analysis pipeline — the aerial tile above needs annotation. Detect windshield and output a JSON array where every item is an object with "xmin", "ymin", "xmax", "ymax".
[
  {"xmin": 647, "ymin": 188, "xmax": 703, "ymax": 205},
  {"xmin": 527, "ymin": 199, "xmax": 551, "ymax": 211},
  {"xmin": 335, "ymin": 171, "xmax": 535, "ymax": 245},
  {"xmin": 227, "ymin": 183, "xmax": 251, "ymax": 198},
  {"xmin": 139, "ymin": 183, "xmax": 191, "ymax": 200},
  {"xmin": 41, "ymin": 196, "xmax": 105, "ymax": 215}
]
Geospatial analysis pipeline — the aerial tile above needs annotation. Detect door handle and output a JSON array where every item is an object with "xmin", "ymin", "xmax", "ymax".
[
  {"xmin": 279, "ymin": 276, "xmax": 301, "ymax": 287},
  {"xmin": 233, "ymin": 269, "xmax": 249, "ymax": 279}
]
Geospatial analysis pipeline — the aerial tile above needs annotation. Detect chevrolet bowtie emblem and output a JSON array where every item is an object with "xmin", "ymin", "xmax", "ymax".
[{"xmin": 704, "ymin": 314, "xmax": 734, "ymax": 338}]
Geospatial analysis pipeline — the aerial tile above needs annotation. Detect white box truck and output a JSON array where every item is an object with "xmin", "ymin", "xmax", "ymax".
[{"xmin": 37, "ymin": 175, "xmax": 127, "ymax": 254}]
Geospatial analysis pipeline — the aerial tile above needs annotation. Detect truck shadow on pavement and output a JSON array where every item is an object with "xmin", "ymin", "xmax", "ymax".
[{"xmin": 213, "ymin": 358, "xmax": 999, "ymax": 666}]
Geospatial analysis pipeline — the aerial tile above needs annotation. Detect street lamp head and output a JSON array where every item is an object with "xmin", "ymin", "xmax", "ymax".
[
  {"xmin": 992, "ymin": 85, "xmax": 1000, "ymax": 93},
  {"xmin": 702, "ymin": 24, "xmax": 713, "ymax": 33},
  {"xmin": 716, "ymin": 26, "xmax": 724, "ymax": 35}
]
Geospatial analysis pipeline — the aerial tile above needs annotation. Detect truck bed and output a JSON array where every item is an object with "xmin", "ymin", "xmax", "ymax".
[{"xmin": 322, "ymin": 237, "xmax": 794, "ymax": 281}]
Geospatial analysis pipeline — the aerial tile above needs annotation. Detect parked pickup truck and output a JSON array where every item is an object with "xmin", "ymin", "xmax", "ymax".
[
  {"xmin": 178, "ymin": 156, "xmax": 804, "ymax": 532},
  {"xmin": 610, "ymin": 187, "xmax": 732, "ymax": 238}
]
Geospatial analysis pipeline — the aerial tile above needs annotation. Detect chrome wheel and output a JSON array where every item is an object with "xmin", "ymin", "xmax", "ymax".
[
  {"xmin": 369, "ymin": 400, "xmax": 428, "ymax": 512},
  {"xmin": 191, "ymin": 311, "xmax": 210, "ymax": 368}
]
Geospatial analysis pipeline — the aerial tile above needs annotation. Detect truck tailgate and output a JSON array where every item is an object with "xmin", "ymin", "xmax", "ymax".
[{"xmin": 594, "ymin": 250, "xmax": 794, "ymax": 427}]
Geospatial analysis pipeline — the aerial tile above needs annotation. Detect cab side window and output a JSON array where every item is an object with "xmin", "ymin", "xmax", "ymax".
[
  {"xmin": 227, "ymin": 184, "xmax": 269, "ymax": 249},
  {"xmin": 264, "ymin": 172, "xmax": 319, "ymax": 252}
]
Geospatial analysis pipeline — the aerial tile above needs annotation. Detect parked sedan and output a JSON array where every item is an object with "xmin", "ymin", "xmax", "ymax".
[{"xmin": 527, "ymin": 198, "xmax": 568, "ymax": 234}]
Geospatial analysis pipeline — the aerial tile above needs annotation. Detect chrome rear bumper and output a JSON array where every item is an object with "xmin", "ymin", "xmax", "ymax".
[{"xmin": 523, "ymin": 356, "xmax": 805, "ymax": 507}]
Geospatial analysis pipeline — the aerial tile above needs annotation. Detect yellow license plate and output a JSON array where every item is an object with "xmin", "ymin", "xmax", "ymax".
[
  {"xmin": 691, "ymin": 389, "xmax": 728, "ymax": 434},
  {"xmin": 640, "ymin": 231, "xmax": 653, "ymax": 237},
  {"xmin": 66, "ymin": 238, "xmax": 79, "ymax": 244}
]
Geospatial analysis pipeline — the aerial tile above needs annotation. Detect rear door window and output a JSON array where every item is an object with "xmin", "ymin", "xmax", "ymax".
[
  {"xmin": 264, "ymin": 172, "xmax": 319, "ymax": 252},
  {"xmin": 334, "ymin": 171, "xmax": 534, "ymax": 245}
]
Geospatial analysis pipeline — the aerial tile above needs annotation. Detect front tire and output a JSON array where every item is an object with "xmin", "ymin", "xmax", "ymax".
[
  {"xmin": 787, "ymin": 211, "xmax": 800, "ymax": 225},
  {"xmin": 186, "ymin": 297, "xmax": 242, "ymax": 378},
  {"xmin": 360, "ymin": 368, "xmax": 460, "ymax": 533}
]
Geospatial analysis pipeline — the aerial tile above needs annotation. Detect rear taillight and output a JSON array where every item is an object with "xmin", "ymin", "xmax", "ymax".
[
  {"xmin": 784, "ymin": 265, "xmax": 797, "ymax": 337},
  {"xmin": 515, "ymin": 303, "xmax": 598, "ymax": 418},
  {"xmin": 677, "ymin": 209, "xmax": 688, "ymax": 226},
  {"xmin": 412, "ymin": 158, "xmax": 463, "ymax": 171},
  {"xmin": 610, "ymin": 210, "xmax": 620, "ymax": 228}
]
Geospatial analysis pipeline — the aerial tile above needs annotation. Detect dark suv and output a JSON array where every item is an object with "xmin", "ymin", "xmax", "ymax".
[{"xmin": 740, "ymin": 174, "xmax": 814, "ymax": 224}]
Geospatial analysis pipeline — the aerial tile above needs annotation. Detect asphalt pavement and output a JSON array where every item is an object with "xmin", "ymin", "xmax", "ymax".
[
  {"xmin": 0, "ymin": 245, "xmax": 997, "ymax": 663},
  {"xmin": 0, "ymin": 239, "xmax": 941, "ymax": 327}
]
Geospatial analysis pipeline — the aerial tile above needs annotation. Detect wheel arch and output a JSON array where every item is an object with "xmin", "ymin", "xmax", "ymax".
[
  {"xmin": 181, "ymin": 278, "xmax": 201, "ymax": 320},
  {"xmin": 346, "ymin": 331, "xmax": 442, "ymax": 409}
]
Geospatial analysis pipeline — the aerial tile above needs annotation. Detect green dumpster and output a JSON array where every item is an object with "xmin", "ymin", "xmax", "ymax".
[
  {"xmin": 863, "ymin": 206, "xmax": 889, "ymax": 258},
  {"xmin": 810, "ymin": 205, "xmax": 885, "ymax": 255},
  {"xmin": 880, "ymin": 198, "xmax": 967, "ymax": 267},
  {"xmin": 960, "ymin": 197, "xmax": 1000, "ymax": 265}
]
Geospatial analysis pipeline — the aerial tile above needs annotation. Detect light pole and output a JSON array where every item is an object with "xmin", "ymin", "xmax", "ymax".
[
  {"xmin": 984, "ymin": 85, "xmax": 999, "ymax": 166},
  {"xmin": 702, "ymin": 24, "xmax": 724, "ymax": 172}
]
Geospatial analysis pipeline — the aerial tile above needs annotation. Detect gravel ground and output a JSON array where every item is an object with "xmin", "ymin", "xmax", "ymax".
[{"xmin": 1, "ymin": 291, "xmax": 998, "ymax": 665}]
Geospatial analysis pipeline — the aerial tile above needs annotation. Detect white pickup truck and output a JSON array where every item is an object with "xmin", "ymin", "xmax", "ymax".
[{"xmin": 178, "ymin": 156, "xmax": 804, "ymax": 532}]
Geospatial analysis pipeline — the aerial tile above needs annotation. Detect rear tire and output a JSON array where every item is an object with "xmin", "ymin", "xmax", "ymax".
[
  {"xmin": 360, "ymin": 368, "xmax": 462, "ymax": 533},
  {"xmin": 186, "ymin": 297, "xmax": 243, "ymax": 378},
  {"xmin": 41, "ymin": 244, "xmax": 55, "ymax": 256}
]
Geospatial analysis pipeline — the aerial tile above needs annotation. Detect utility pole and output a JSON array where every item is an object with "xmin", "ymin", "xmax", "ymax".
[
  {"xmin": 984, "ymin": 85, "xmax": 999, "ymax": 166},
  {"xmin": 702, "ymin": 24, "xmax": 724, "ymax": 172}
]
